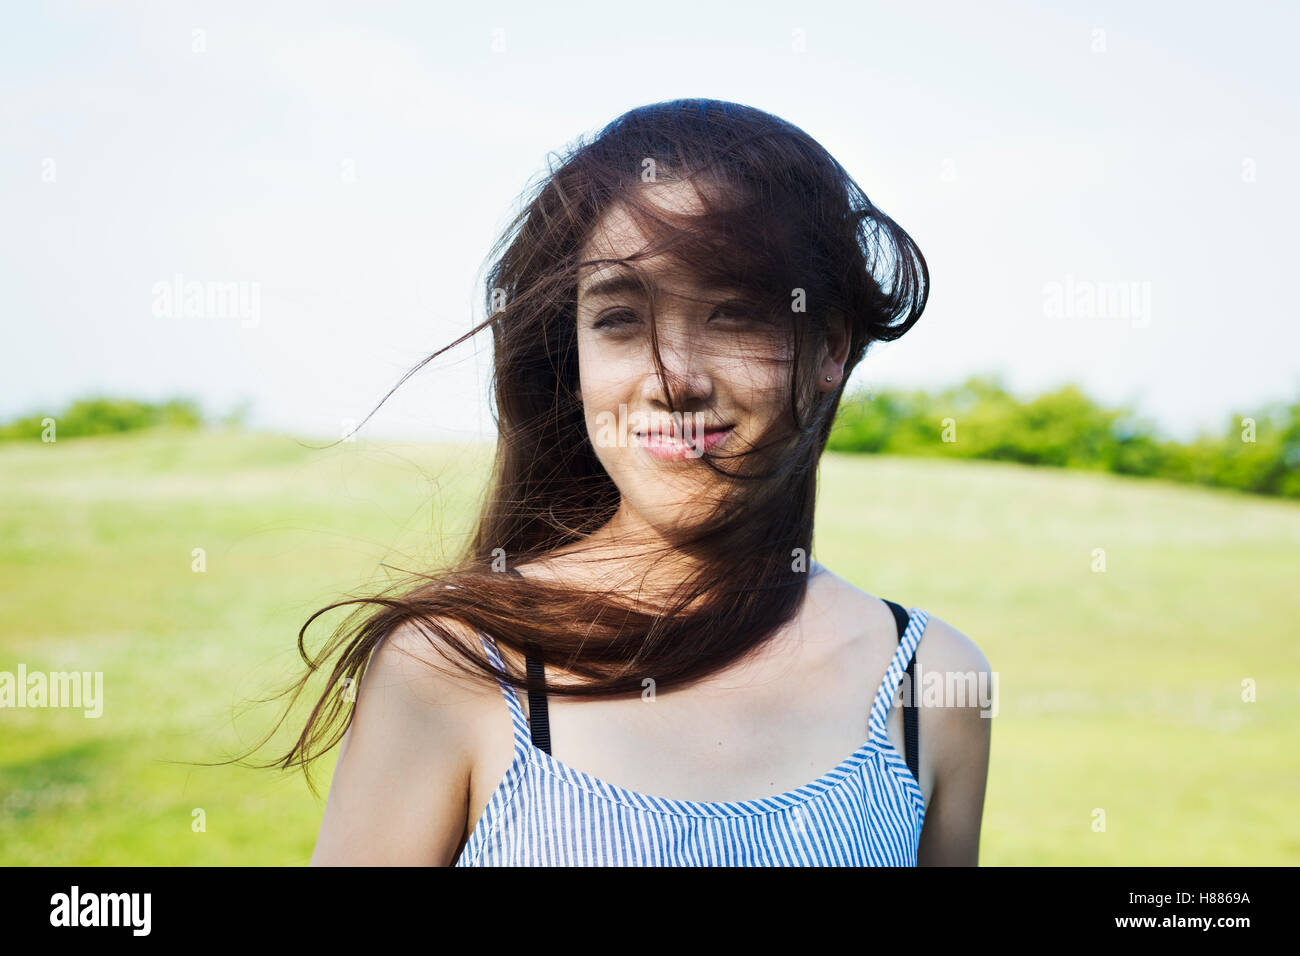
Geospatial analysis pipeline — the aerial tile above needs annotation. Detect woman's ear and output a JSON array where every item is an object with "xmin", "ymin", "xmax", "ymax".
[{"xmin": 820, "ymin": 309, "xmax": 850, "ymax": 389}]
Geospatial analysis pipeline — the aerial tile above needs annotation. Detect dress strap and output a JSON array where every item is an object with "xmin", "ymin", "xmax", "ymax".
[
  {"xmin": 446, "ymin": 578, "xmax": 534, "ymax": 752},
  {"xmin": 869, "ymin": 603, "xmax": 928, "ymax": 780},
  {"xmin": 475, "ymin": 630, "xmax": 532, "ymax": 749},
  {"xmin": 883, "ymin": 600, "xmax": 919, "ymax": 783}
]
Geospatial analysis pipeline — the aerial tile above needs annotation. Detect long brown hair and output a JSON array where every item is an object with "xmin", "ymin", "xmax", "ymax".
[{"xmin": 231, "ymin": 98, "xmax": 927, "ymax": 792}]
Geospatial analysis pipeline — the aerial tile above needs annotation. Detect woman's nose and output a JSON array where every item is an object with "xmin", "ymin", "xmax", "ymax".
[{"xmin": 641, "ymin": 346, "xmax": 712, "ymax": 406}]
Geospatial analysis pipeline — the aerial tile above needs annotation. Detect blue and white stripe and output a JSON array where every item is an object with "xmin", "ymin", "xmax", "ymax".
[{"xmin": 455, "ymin": 608, "xmax": 929, "ymax": 866}]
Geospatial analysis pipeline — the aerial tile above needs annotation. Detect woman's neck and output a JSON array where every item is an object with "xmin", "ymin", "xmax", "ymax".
[{"xmin": 532, "ymin": 502, "xmax": 823, "ymax": 605}]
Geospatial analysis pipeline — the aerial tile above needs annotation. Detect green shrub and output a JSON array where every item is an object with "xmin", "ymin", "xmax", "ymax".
[
  {"xmin": 830, "ymin": 376, "xmax": 1300, "ymax": 500},
  {"xmin": 0, "ymin": 397, "xmax": 204, "ymax": 441}
]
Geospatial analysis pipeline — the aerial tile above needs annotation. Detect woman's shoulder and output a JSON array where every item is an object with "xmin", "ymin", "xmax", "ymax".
[
  {"xmin": 814, "ymin": 562, "xmax": 989, "ymax": 669},
  {"xmin": 366, "ymin": 613, "xmax": 506, "ymax": 717}
]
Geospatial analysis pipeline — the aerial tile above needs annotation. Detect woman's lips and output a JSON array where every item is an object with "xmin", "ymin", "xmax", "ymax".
[{"xmin": 633, "ymin": 425, "xmax": 733, "ymax": 461}]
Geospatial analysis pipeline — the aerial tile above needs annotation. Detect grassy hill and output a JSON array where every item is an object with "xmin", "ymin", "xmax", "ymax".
[{"xmin": 1, "ymin": 429, "xmax": 1296, "ymax": 864}]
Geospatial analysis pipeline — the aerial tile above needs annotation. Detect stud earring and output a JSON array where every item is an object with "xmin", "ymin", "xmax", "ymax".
[{"xmin": 825, "ymin": 376, "xmax": 833, "ymax": 382}]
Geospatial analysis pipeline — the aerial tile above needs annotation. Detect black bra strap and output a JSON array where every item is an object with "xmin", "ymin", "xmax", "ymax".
[
  {"xmin": 509, "ymin": 567, "xmax": 552, "ymax": 755},
  {"xmin": 524, "ymin": 643, "xmax": 551, "ymax": 755},
  {"xmin": 882, "ymin": 599, "xmax": 919, "ymax": 782}
]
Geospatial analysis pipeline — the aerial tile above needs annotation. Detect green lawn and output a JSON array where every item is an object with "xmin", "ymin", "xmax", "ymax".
[{"xmin": 1, "ymin": 428, "xmax": 1296, "ymax": 864}]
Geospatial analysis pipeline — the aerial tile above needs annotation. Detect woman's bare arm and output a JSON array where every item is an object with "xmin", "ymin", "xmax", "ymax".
[
  {"xmin": 915, "ymin": 617, "xmax": 993, "ymax": 866},
  {"xmin": 309, "ymin": 619, "xmax": 483, "ymax": 866}
]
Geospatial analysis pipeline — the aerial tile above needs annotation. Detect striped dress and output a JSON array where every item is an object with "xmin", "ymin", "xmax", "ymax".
[{"xmin": 454, "ymin": 607, "xmax": 931, "ymax": 866}]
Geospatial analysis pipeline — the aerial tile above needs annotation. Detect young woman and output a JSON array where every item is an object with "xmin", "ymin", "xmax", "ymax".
[{"xmin": 292, "ymin": 98, "xmax": 990, "ymax": 866}]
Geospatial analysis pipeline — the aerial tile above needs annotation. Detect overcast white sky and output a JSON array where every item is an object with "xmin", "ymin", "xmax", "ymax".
[{"xmin": 3, "ymin": 0, "xmax": 1297, "ymax": 442}]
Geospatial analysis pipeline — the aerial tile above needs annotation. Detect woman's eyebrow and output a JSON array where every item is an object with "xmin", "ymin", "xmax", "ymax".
[
  {"xmin": 578, "ymin": 273, "xmax": 744, "ymax": 301},
  {"xmin": 578, "ymin": 273, "xmax": 650, "ymax": 300}
]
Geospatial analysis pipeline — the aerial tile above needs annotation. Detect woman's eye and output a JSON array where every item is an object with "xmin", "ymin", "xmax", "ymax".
[
  {"xmin": 593, "ymin": 309, "xmax": 639, "ymax": 330},
  {"xmin": 591, "ymin": 304, "xmax": 774, "ymax": 331},
  {"xmin": 711, "ymin": 303, "xmax": 770, "ymax": 324}
]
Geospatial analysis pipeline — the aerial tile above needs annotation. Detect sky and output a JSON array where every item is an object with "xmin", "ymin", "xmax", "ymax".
[{"xmin": 3, "ymin": 0, "xmax": 1297, "ymax": 443}]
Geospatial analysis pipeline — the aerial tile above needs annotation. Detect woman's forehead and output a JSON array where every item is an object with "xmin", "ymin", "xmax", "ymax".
[
  {"xmin": 576, "ymin": 180, "xmax": 756, "ymax": 300},
  {"xmin": 578, "ymin": 179, "xmax": 714, "ymax": 260},
  {"xmin": 577, "ymin": 264, "xmax": 747, "ymax": 303}
]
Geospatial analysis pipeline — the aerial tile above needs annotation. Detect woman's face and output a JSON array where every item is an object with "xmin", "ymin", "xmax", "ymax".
[{"xmin": 574, "ymin": 181, "xmax": 842, "ymax": 537}]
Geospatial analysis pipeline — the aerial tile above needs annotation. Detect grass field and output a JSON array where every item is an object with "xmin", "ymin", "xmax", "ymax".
[{"xmin": 1, "ymin": 427, "xmax": 1297, "ymax": 865}]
